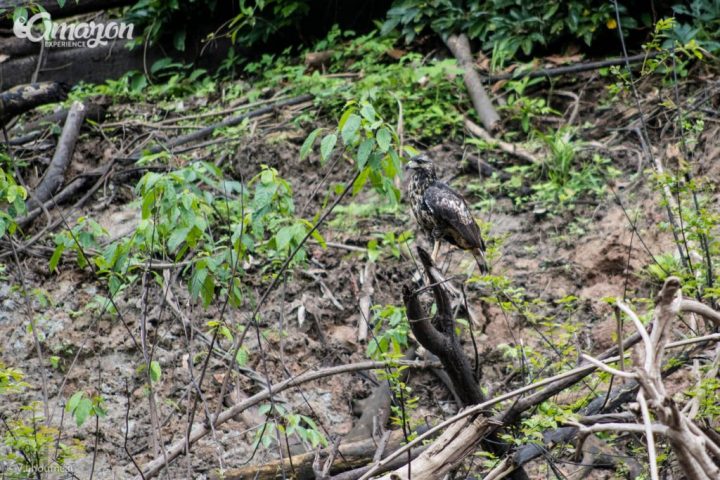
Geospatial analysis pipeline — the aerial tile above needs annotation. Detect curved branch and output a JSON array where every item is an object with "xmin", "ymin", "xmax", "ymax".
[
  {"xmin": 132, "ymin": 359, "xmax": 437, "ymax": 480},
  {"xmin": 680, "ymin": 299, "xmax": 720, "ymax": 327}
]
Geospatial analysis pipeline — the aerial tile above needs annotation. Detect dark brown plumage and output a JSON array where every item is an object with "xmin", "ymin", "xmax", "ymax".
[{"xmin": 405, "ymin": 153, "xmax": 488, "ymax": 273}]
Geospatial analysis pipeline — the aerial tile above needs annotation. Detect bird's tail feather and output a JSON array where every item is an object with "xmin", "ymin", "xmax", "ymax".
[{"xmin": 473, "ymin": 249, "xmax": 489, "ymax": 274}]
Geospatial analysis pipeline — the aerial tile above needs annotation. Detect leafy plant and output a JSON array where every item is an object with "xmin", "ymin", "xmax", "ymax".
[
  {"xmin": 253, "ymin": 403, "xmax": 327, "ymax": 450},
  {"xmin": 382, "ymin": 0, "xmax": 636, "ymax": 61},
  {"xmin": 367, "ymin": 230, "xmax": 413, "ymax": 262},
  {"xmin": 247, "ymin": 28, "xmax": 468, "ymax": 140},
  {"xmin": 497, "ymin": 76, "xmax": 560, "ymax": 133},
  {"xmin": 672, "ymin": 0, "xmax": 720, "ymax": 53},
  {"xmin": 0, "ymin": 367, "xmax": 80, "ymax": 478},
  {"xmin": 367, "ymin": 304, "xmax": 409, "ymax": 360},
  {"xmin": 0, "ymin": 167, "xmax": 27, "ymax": 237},
  {"xmin": 66, "ymin": 391, "xmax": 107, "ymax": 427}
]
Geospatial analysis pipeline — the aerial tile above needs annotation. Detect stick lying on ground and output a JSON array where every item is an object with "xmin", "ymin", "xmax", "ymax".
[
  {"xmin": 131, "ymin": 359, "xmax": 438, "ymax": 480},
  {"xmin": 124, "ymin": 94, "xmax": 314, "ymax": 162},
  {"xmin": 25, "ymin": 101, "xmax": 86, "ymax": 211},
  {"xmin": 211, "ymin": 429, "xmax": 423, "ymax": 480}
]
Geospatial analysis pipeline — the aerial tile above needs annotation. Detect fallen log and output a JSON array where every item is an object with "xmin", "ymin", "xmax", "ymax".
[
  {"xmin": 464, "ymin": 117, "xmax": 538, "ymax": 164},
  {"xmin": 483, "ymin": 51, "xmax": 662, "ymax": 83},
  {"xmin": 0, "ymin": 36, "xmax": 40, "ymax": 58},
  {"xmin": 0, "ymin": 35, "xmax": 231, "ymax": 90},
  {"xmin": 211, "ymin": 429, "xmax": 415, "ymax": 480},
  {"xmin": 0, "ymin": 81, "xmax": 69, "ymax": 123},
  {"xmin": 25, "ymin": 101, "xmax": 85, "ymax": 210},
  {"xmin": 131, "ymin": 359, "xmax": 438, "ymax": 480},
  {"xmin": 445, "ymin": 33, "xmax": 500, "ymax": 132},
  {"xmin": 9, "ymin": 100, "xmax": 106, "ymax": 135}
]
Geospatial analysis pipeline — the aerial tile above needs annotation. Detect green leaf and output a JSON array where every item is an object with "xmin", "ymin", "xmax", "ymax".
[
  {"xmin": 67, "ymin": 391, "xmax": 83, "ymax": 414},
  {"xmin": 130, "ymin": 74, "xmax": 148, "ymax": 93},
  {"xmin": 219, "ymin": 325, "xmax": 233, "ymax": 342},
  {"xmin": 167, "ymin": 227, "xmax": 190, "ymax": 252},
  {"xmin": 352, "ymin": 167, "xmax": 371, "ymax": 195},
  {"xmin": 74, "ymin": 398, "xmax": 92, "ymax": 427},
  {"xmin": 236, "ymin": 347, "xmax": 249, "ymax": 366},
  {"xmin": 341, "ymin": 114, "xmax": 361, "ymax": 144},
  {"xmin": 360, "ymin": 104, "xmax": 376, "ymax": 121},
  {"xmin": 356, "ymin": 139, "xmax": 374, "ymax": 169},
  {"xmin": 376, "ymin": 128, "xmax": 391, "ymax": 152},
  {"xmin": 49, "ymin": 244, "xmax": 65, "ymax": 273},
  {"xmin": 320, "ymin": 134, "xmax": 337, "ymax": 164},
  {"xmin": 337, "ymin": 108, "xmax": 354, "ymax": 132},
  {"xmin": 300, "ymin": 128, "xmax": 322, "ymax": 160},
  {"xmin": 275, "ymin": 225, "xmax": 294, "ymax": 252},
  {"xmin": 173, "ymin": 30, "xmax": 186, "ymax": 51},
  {"xmin": 149, "ymin": 361, "xmax": 161, "ymax": 383}
]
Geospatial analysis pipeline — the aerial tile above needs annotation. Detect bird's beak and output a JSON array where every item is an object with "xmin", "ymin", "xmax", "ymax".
[{"xmin": 404, "ymin": 160, "xmax": 417, "ymax": 170}]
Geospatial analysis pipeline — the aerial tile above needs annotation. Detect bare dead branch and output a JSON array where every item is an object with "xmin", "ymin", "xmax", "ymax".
[
  {"xmin": 26, "ymin": 101, "xmax": 86, "ymax": 210},
  {"xmin": 445, "ymin": 34, "xmax": 499, "ymax": 131},
  {"xmin": 132, "ymin": 359, "xmax": 437, "ymax": 479}
]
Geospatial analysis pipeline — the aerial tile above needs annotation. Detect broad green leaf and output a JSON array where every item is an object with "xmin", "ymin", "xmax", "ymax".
[
  {"xmin": 167, "ymin": 227, "xmax": 190, "ymax": 252},
  {"xmin": 149, "ymin": 360, "xmax": 161, "ymax": 383},
  {"xmin": 236, "ymin": 347, "xmax": 249, "ymax": 366},
  {"xmin": 352, "ymin": 167, "xmax": 371, "ymax": 195},
  {"xmin": 74, "ymin": 398, "xmax": 92, "ymax": 427},
  {"xmin": 360, "ymin": 104, "xmax": 376, "ymax": 121},
  {"xmin": 320, "ymin": 134, "xmax": 337, "ymax": 164},
  {"xmin": 376, "ymin": 128, "xmax": 391, "ymax": 152},
  {"xmin": 275, "ymin": 225, "xmax": 294, "ymax": 252},
  {"xmin": 300, "ymin": 128, "xmax": 322, "ymax": 160},
  {"xmin": 67, "ymin": 391, "xmax": 83, "ymax": 413},
  {"xmin": 356, "ymin": 139, "xmax": 374, "ymax": 169},
  {"xmin": 341, "ymin": 114, "xmax": 361, "ymax": 144},
  {"xmin": 337, "ymin": 108, "xmax": 354, "ymax": 132}
]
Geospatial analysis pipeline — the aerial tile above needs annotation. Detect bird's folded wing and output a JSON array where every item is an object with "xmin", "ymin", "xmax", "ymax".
[{"xmin": 423, "ymin": 183, "xmax": 485, "ymax": 250}]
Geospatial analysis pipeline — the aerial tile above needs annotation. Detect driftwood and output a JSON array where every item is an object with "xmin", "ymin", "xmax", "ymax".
[
  {"xmin": 513, "ymin": 294, "xmax": 720, "ymax": 471},
  {"xmin": 131, "ymin": 360, "xmax": 438, "ymax": 480},
  {"xmin": 0, "ymin": 82, "xmax": 69, "ymax": 123},
  {"xmin": 3, "ymin": 101, "xmax": 107, "ymax": 145},
  {"xmin": 444, "ymin": 33, "xmax": 500, "ymax": 132},
  {"xmin": 25, "ymin": 101, "xmax": 85, "ymax": 210},
  {"xmin": 0, "ymin": 34, "xmax": 231, "ymax": 90},
  {"xmin": 358, "ymin": 297, "xmax": 699, "ymax": 480},
  {"xmin": 464, "ymin": 117, "xmax": 538, "ymax": 164},
  {"xmin": 395, "ymin": 248, "xmax": 529, "ymax": 480},
  {"xmin": 483, "ymin": 51, "xmax": 662, "ymax": 83},
  {"xmin": 212, "ymin": 429, "xmax": 417, "ymax": 480},
  {"xmin": 578, "ymin": 278, "xmax": 720, "ymax": 480}
]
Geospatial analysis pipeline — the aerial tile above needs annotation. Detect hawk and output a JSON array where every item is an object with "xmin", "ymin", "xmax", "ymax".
[{"xmin": 405, "ymin": 154, "xmax": 488, "ymax": 273}]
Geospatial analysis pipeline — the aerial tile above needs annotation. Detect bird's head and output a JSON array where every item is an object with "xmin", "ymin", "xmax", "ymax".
[{"xmin": 405, "ymin": 154, "xmax": 436, "ymax": 179}]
